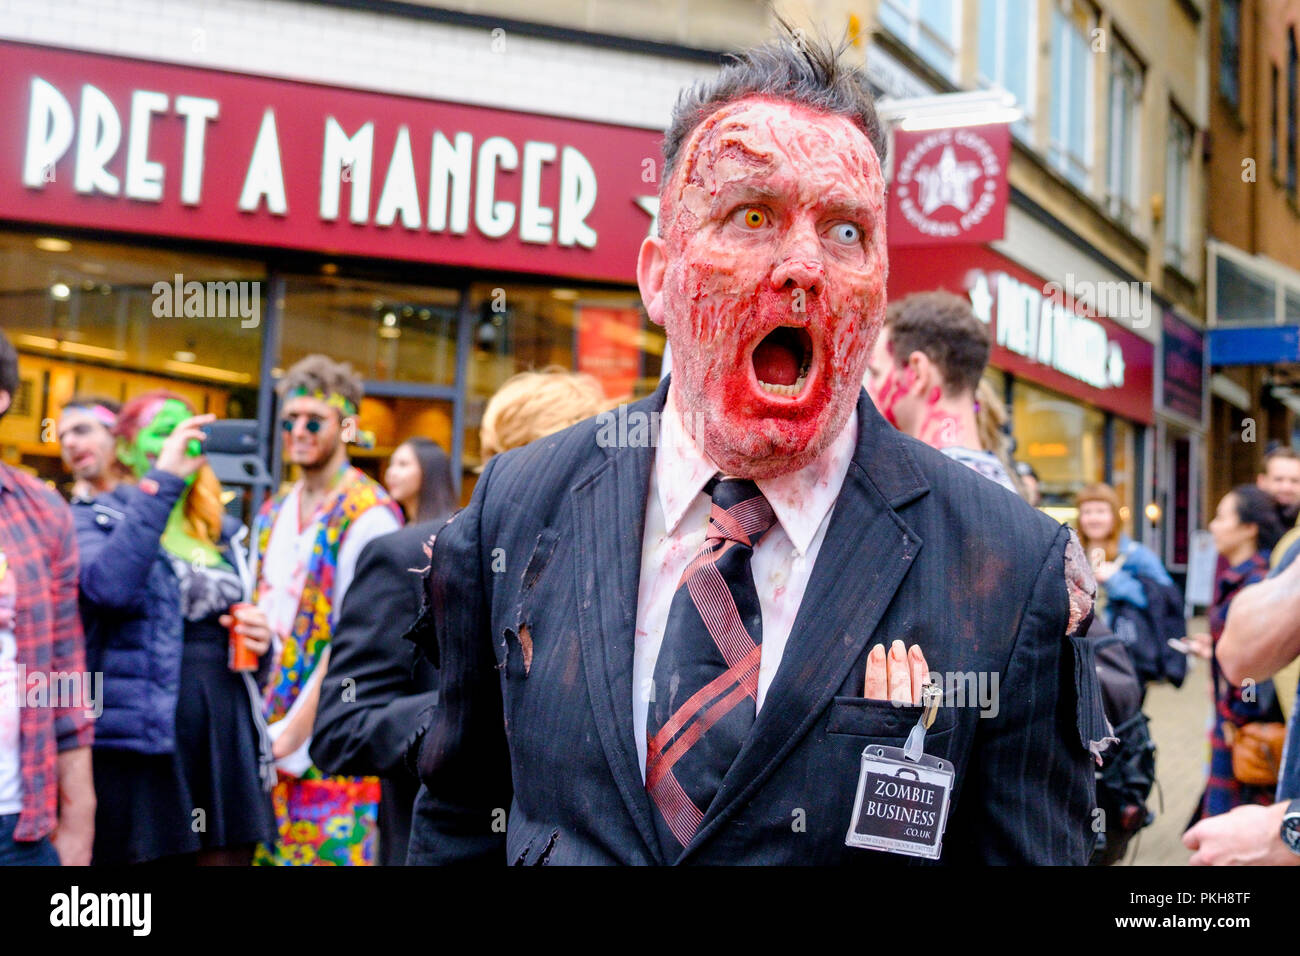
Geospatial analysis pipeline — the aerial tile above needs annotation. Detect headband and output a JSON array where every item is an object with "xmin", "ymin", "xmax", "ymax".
[
  {"xmin": 288, "ymin": 386, "xmax": 358, "ymax": 417},
  {"xmin": 62, "ymin": 403, "xmax": 118, "ymax": 430}
]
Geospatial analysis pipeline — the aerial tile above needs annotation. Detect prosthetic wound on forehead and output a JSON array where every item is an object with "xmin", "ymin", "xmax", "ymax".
[{"xmin": 648, "ymin": 96, "xmax": 888, "ymax": 479}]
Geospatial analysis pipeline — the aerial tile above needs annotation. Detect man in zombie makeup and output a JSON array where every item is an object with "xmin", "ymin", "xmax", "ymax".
[
  {"xmin": 407, "ymin": 30, "xmax": 1105, "ymax": 865},
  {"xmin": 865, "ymin": 291, "xmax": 1019, "ymax": 495}
]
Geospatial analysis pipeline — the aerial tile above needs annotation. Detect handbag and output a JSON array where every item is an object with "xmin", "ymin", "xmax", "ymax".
[{"xmin": 1222, "ymin": 721, "xmax": 1288, "ymax": 786}]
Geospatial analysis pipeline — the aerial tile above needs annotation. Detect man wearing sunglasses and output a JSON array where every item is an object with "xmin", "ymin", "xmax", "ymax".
[{"xmin": 250, "ymin": 355, "xmax": 402, "ymax": 865}]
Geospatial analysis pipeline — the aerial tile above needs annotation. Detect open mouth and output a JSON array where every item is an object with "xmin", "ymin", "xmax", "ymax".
[{"xmin": 752, "ymin": 326, "xmax": 813, "ymax": 397}]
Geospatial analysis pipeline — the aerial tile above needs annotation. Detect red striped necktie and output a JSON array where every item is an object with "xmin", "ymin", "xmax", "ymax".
[{"xmin": 645, "ymin": 476, "xmax": 777, "ymax": 855}]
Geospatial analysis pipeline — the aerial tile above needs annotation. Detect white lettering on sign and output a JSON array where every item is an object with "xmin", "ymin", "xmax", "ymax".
[
  {"xmin": 983, "ymin": 272, "xmax": 1126, "ymax": 390},
  {"xmin": 175, "ymin": 96, "xmax": 218, "ymax": 205},
  {"xmin": 19, "ymin": 75, "xmax": 602, "ymax": 250},
  {"xmin": 520, "ymin": 140, "xmax": 557, "ymax": 244},
  {"xmin": 321, "ymin": 118, "xmax": 374, "ymax": 224},
  {"xmin": 375, "ymin": 125, "xmax": 420, "ymax": 229},
  {"xmin": 75, "ymin": 84, "xmax": 121, "ymax": 196},
  {"xmin": 125, "ymin": 89, "xmax": 168, "ymax": 202},
  {"xmin": 428, "ymin": 131, "xmax": 472, "ymax": 234},
  {"xmin": 23, "ymin": 78, "xmax": 75, "ymax": 188},
  {"xmin": 558, "ymin": 146, "xmax": 597, "ymax": 248},
  {"xmin": 475, "ymin": 135, "xmax": 518, "ymax": 238},
  {"xmin": 238, "ymin": 109, "xmax": 287, "ymax": 215}
]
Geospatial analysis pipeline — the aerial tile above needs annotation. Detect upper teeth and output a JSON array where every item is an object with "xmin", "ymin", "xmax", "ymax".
[{"xmin": 760, "ymin": 372, "xmax": 808, "ymax": 397}]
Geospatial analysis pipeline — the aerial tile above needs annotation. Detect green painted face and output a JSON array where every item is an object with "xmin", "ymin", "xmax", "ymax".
[{"xmin": 119, "ymin": 398, "xmax": 194, "ymax": 480}]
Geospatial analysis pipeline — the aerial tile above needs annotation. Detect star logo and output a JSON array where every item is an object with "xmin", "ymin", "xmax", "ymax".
[
  {"xmin": 1106, "ymin": 341, "xmax": 1126, "ymax": 387},
  {"xmin": 635, "ymin": 196, "xmax": 659, "ymax": 238},
  {"xmin": 968, "ymin": 273, "xmax": 994, "ymax": 324},
  {"xmin": 914, "ymin": 145, "xmax": 982, "ymax": 215}
]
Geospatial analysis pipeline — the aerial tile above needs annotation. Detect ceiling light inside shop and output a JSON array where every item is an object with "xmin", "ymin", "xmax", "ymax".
[
  {"xmin": 378, "ymin": 327, "xmax": 401, "ymax": 339},
  {"xmin": 551, "ymin": 289, "xmax": 579, "ymax": 301},
  {"xmin": 173, "ymin": 350, "xmax": 197, "ymax": 363},
  {"xmin": 320, "ymin": 263, "xmax": 338, "ymax": 275},
  {"xmin": 382, "ymin": 312, "xmax": 397, "ymax": 327},
  {"xmin": 162, "ymin": 359, "xmax": 251, "ymax": 384},
  {"xmin": 35, "ymin": 237, "xmax": 71, "ymax": 253},
  {"xmin": 60, "ymin": 341, "xmax": 127, "ymax": 361},
  {"xmin": 50, "ymin": 282, "xmax": 70, "ymax": 300}
]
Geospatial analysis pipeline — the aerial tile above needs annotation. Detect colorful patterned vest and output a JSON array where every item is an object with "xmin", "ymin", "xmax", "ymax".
[{"xmin": 251, "ymin": 466, "xmax": 402, "ymax": 866}]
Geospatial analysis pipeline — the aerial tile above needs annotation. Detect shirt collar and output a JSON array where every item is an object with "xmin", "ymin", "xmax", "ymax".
[{"xmin": 656, "ymin": 385, "xmax": 858, "ymax": 556}]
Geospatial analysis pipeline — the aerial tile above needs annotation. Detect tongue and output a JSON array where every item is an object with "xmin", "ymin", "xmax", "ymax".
[{"xmin": 752, "ymin": 339, "xmax": 799, "ymax": 386}]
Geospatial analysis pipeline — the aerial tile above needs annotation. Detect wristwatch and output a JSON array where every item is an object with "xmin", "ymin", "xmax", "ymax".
[{"xmin": 1283, "ymin": 798, "xmax": 1300, "ymax": 856}]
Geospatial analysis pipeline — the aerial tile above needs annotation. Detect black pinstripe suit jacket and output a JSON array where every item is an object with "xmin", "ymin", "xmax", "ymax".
[{"xmin": 407, "ymin": 377, "xmax": 1096, "ymax": 865}]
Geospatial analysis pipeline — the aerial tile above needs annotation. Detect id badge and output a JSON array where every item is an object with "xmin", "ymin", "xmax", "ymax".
[{"xmin": 844, "ymin": 745, "xmax": 954, "ymax": 860}]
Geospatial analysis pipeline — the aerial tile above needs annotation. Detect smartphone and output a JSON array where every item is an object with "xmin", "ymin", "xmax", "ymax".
[{"xmin": 200, "ymin": 420, "xmax": 260, "ymax": 455}]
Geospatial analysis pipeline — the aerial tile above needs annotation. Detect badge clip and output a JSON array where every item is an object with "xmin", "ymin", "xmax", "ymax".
[{"xmin": 845, "ymin": 677, "xmax": 954, "ymax": 860}]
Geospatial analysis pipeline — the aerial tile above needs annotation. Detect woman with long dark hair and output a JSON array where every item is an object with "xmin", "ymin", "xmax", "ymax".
[
  {"xmin": 383, "ymin": 437, "xmax": 456, "ymax": 523},
  {"xmin": 1189, "ymin": 484, "xmax": 1286, "ymax": 821}
]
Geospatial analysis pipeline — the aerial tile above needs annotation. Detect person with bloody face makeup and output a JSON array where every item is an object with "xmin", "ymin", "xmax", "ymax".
[
  {"xmin": 74, "ymin": 390, "xmax": 276, "ymax": 865},
  {"xmin": 407, "ymin": 29, "xmax": 1104, "ymax": 866},
  {"xmin": 865, "ymin": 291, "xmax": 1019, "ymax": 495}
]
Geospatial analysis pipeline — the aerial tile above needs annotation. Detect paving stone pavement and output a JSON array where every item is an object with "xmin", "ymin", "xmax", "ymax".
[{"xmin": 1123, "ymin": 652, "xmax": 1215, "ymax": 866}]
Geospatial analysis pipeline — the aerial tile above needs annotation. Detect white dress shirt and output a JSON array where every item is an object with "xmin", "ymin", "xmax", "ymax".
[{"xmin": 632, "ymin": 386, "xmax": 858, "ymax": 779}]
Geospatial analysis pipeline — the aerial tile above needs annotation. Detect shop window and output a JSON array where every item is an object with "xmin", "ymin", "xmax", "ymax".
[
  {"xmin": 279, "ymin": 276, "xmax": 460, "ymax": 387},
  {"xmin": 1106, "ymin": 39, "xmax": 1144, "ymax": 234},
  {"xmin": 1213, "ymin": 253, "xmax": 1279, "ymax": 325},
  {"xmin": 1011, "ymin": 379, "xmax": 1105, "ymax": 523},
  {"xmin": 879, "ymin": 0, "xmax": 962, "ymax": 80},
  {"xmin": 1049, "ymin": 0, "xmax": 1095, "ymax": 191},
  {"xmin": 463, "ymin": 282, "xmax": 661, "ymax": 470},
  {"xmin": 0, "ymin": 232, "xmax": 263, "ymax": 483},
  {"xmin": 276, "ymin": 275, "xmax": 461, "ymax": 491},
  {"xmin": 976, "ymin": 0, "xmax": 1035, "ymax": 140},
  {"xmin": 1164, "ymin": 107, "xmax": 1193, "ymax": 272},
  {"xmin": 1110, "ymin": 416, "xmax": 1136, "ymax": 535}
]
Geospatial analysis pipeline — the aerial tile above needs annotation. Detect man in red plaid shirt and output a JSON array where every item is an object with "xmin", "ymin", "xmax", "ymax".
[{"xmin": 0, "ymin": 331, "xmax": 95, "ymax": 865}]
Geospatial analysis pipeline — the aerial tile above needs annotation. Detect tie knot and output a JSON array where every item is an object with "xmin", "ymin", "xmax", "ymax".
[{"xmin": 706, "ymin": 477, "xmax": 776, "ymax": 546}]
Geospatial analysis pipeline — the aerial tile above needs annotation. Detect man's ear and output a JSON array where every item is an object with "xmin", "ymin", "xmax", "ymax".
[
  {"xmin": 904, "ymin": 351, "xmax": 935, "ymax": 396},
  {"xmin": 0, "ymin": 390, "xmax": 10, "ymax": 418},
  {"xmin": 636, "ymin": 235, "xmax": 668, "ymax": 327}
]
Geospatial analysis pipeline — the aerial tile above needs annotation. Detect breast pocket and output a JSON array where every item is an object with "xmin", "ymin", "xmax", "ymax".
[{"xmin": 825, "ymin": 696, "xmax": 956, "ymax": 741}]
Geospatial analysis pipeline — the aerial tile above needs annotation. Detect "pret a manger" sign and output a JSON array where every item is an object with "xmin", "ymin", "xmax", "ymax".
[{"xmin": 1, "ymin": 41, "xmax": 664, "ymax": 284}]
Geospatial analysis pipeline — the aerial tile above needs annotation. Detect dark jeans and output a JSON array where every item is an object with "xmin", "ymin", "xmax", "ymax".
[{"xmin": 0, "ymin": 813, "xmax": 60, "ymax": 865}]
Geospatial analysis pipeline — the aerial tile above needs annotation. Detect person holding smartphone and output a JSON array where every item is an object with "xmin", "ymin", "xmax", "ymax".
[{"xmin": 75, "ymin": 390, "xmax": 276, "ymax": 865}]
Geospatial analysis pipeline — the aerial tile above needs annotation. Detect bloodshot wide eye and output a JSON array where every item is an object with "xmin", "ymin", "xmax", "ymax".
[{"xmin": 752, "ymin": 326, "xmax": 813, "ymax": 396}]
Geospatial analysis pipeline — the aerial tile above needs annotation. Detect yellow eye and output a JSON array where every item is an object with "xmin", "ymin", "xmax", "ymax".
[{"xmin": 741, "ymin": 207, "xmax": 767, "ymax": 228}]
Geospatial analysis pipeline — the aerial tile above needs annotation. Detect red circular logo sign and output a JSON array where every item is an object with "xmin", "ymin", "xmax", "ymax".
[{"xmin": 888, "ymin": 125, "xmax": 1009, "ymax": 246}]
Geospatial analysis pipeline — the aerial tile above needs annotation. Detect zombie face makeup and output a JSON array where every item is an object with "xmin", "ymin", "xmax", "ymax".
[
  {"xmin": 864, "ymin": 330, "xmax": 911, "ymax": 430},
  {"xmin": 640, "ymin": 97, "xmax": 889, "ymax": 479},
  {"xmin": 119, "ymin": 398, "xmax": 193, "ymax": 481}
]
